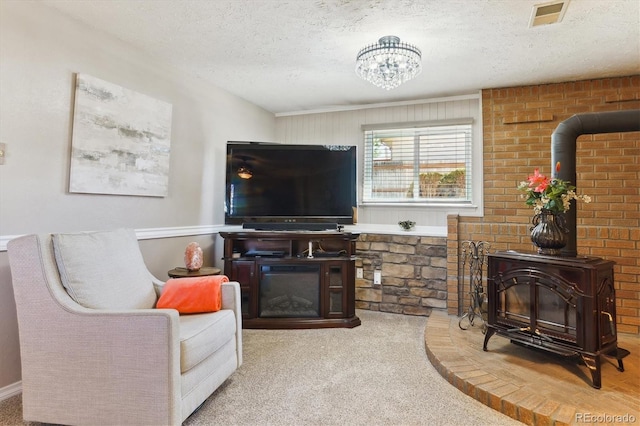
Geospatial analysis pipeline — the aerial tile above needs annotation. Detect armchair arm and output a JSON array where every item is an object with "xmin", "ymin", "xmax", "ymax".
[
  {"xmin": 148, "ymin": 271, "xmax": 166, "ymax": 298},
  {"xmin": 221, "ymin": 281, "xmax": 243, "ymax": 366},
  {"xmin": 148, "ymin": 274, "xmax": 242, "ymax": 366},
  {"xmin": 19, "ymin": 304, "xmax": 182, "ymax": 426}
]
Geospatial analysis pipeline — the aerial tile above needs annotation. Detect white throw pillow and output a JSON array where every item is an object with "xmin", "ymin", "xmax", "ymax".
[{"xmin": 53, "ymin": 228, "xmax": 157, "ymax": 310}]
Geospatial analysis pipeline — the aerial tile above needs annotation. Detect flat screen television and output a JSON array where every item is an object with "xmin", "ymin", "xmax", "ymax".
[{"xmin": 225, "ymin": 142, "xmax": 357, "ymax": 230}]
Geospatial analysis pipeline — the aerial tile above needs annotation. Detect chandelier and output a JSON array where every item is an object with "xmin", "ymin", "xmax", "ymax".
[
  {"xmin": 237, "ymin": 166, "xmax": 252, "ymax": 179},
  {"xmin": 355, "ymin": 36, "xmax": 422, "ymax": 90},
  {"xmin": 236, "ymin": 156, "xmax": 253, "ymax": 179}
]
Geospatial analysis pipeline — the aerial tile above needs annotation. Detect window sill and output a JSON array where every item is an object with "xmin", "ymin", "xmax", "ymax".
[
  {"xmin": 343, "ymin": 223, "xmax": 447, "ymax": 237},
  {"xmin": 360, "ymin": 202, "xmax": 478, "ymax": 209}
]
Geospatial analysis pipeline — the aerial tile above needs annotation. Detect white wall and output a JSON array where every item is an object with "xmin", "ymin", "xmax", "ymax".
[
  {"xmin": 0, "ymin": 1, "xmax": 275, "ymax": 391},
  {"xmin": 275, "ymin": 95, "xmax": 483, "ymax": 227}
]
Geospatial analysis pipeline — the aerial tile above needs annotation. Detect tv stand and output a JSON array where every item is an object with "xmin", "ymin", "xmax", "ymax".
[
  {"xmin": 219, "ymin": 231, "xmax": 361, "ymax": 329},
  {"xmin": 242, "ymin": 222, "xmax": 339, "ymax": 231}
]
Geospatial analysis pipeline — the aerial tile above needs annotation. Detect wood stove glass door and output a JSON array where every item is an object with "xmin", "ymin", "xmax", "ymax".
[
  {"xmin": 499, "ymin": 277, "xmax": 531, "ymax": 326},
  {"xmin": 535, "ymin": 277, "xmax": 577, "ymax": 340},
  {"xmin": 496, "ymin": 271, "xmax": 580, "ymax": 344}
]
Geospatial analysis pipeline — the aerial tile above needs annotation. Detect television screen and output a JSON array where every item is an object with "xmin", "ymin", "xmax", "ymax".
[{"xmin": 225, "ymin": 142, "xmax": 357, "ymax": 228}]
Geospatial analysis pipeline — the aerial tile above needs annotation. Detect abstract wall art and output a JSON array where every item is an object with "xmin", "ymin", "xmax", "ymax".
[{"xmin": 69, "ymin": 73, "xmax": 173, "ymax": 197}]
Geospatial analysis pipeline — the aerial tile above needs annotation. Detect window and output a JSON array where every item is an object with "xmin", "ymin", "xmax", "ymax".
[{"xmin": 363, "ymin": 120, "xmax": 473, "ymax": 205}]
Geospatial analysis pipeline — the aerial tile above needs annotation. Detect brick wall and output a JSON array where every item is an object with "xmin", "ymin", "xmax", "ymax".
[
  {"xmin": 447, "ymin": 75, "xmax": 640, "ymax": 334},
  {"xmin": 355, "ymin": 234, "xmax": 447, "ymax": 316}
]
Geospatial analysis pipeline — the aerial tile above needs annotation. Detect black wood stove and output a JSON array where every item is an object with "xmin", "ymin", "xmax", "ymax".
[{"xmin": 483, "ymin": 250, "xmax": 629, "ymax": 388}]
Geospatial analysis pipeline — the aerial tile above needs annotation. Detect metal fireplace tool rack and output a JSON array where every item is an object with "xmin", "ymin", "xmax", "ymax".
[{"xmin": 458, "ymin": 240, "xmax": 490, "ymax": 332}]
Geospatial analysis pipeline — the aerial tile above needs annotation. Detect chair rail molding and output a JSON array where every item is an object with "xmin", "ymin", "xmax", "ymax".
[{"xmin": 0, "ymin": 225, "xmax": 226, "ymax": 252}]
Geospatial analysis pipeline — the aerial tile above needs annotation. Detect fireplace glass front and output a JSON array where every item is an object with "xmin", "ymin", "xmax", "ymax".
[
  {"xmin": 259, "ymin": 265, "xmax": 321, "ymax": 318},
  {"xmin": 496, "ymin": 271, "xmax": 579, "ymax": 342},
  {"xmin": 537, "ymin": 283, "xmax": 577, "ymax": 337}
]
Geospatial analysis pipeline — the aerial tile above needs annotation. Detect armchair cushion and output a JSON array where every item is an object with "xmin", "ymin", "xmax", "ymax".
[
  {"xmin": 156, "ymin": 275, "xmax": 229, "ymax": 314},
  {"xmin": 178, "ymin": 310, "xmax": 237, "ymax": 373},
  {"xmin": 52, "ymin": 228, "xmax": 157, "ymax": 310}
]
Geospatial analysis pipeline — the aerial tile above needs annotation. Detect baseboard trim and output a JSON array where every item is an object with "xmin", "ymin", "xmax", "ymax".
[
  {"xmin": 0, "ymin": 225, "xmax": 227, "ymax": 252},
  {"xmin": 0, "ymin": 381, "xmax": 21, "ymax": 402}
]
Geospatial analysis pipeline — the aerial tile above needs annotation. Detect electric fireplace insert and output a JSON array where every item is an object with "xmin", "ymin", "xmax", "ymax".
[{"xmin": 259, "ymin": 265, "xmax": 321, "ymax": 318}]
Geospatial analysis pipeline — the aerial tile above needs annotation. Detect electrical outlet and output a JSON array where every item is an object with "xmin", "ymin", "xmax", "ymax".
[
  {"xmin": 356, "ymin": 268, "xmax": 363, "ymax": 279},
  {"xmin": 373, "ymin": 269, "xmax": 382, "ymax": 285}
]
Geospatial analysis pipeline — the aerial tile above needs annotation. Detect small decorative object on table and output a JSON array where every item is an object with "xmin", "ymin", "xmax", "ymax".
[
  {"xmin": 184, "ymin": 242, "xmax": 204, "ymax": 271},
  {"xmin": 398, "ymin": 220, "xmax": 416, "ymax": 231},
  {"xmin": 518, "ymin": 163, "xmax": 590, "ymax": 255}
]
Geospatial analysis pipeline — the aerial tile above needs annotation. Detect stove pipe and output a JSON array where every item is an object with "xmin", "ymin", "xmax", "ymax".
[{"xmin": 550, "ymin": 109, "xmax": 640, "ymax": 256}]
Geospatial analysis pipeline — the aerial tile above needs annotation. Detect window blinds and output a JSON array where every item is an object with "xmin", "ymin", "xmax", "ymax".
[{"xmin": 363, "ymin": 123, "xmax": 472, "ymax": 203}]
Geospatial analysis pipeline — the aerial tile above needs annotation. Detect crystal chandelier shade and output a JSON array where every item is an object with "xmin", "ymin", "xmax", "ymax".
[
  {"xmin": 355, "ymin": 36, "xmax": 422, "ymax": 90},
  {"xmin": 237, "ymin": 166, "xmax": 252, "ymax": 179}
]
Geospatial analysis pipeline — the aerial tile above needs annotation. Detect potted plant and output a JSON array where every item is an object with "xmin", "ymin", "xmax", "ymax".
[
  {"xmin": 517, "ymin": 163, "xmax": 590, "ymax": 254},
  {"xmin": 398, "ymin": 220, "xmax": 416, "ymax": 231}
]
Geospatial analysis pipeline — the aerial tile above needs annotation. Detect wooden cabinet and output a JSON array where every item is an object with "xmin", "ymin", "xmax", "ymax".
[{"xmin": 219, "ymin": 231, "xmax": 361, "ymax": 329}]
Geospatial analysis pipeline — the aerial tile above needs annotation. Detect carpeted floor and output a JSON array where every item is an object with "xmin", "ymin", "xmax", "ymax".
[{"xmin": 0, "ymin": 309, "xmax": 521, "ymax": 426}]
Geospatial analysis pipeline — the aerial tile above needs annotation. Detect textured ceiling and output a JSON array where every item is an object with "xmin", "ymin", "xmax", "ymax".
[{"xmin": 42, "ymin": 0, "xmax": 640, "ymax": 114}]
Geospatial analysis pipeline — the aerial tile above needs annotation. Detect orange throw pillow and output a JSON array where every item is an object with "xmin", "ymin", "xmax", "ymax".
[{"xmin": 156, "ymin": 275, "xmax": 229, "ymax": 314}]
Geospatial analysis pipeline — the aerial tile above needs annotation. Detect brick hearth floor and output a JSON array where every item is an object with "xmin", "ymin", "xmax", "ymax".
[{"xmin": 424, "ymin": 311, "xmax": 639, "ymax": 426}]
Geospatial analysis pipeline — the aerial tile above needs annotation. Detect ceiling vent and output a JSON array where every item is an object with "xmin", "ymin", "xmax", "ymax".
[{"xmin": 529, "ymin": 0, "xmax": 569, "ymax": 27}]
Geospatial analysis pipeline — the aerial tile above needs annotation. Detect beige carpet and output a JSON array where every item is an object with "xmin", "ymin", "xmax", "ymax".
[{"xmin": 0, "ymin": 310, "xmax": 521, "ymax": 426}]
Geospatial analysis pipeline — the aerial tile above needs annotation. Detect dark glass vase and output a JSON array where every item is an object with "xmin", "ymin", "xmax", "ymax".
[{"xmin": 530, "ymin": 210, "xmax": 568, "ymax": 255}]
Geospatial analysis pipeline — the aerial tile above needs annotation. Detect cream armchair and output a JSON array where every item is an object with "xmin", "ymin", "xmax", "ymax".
[{"xmin": 7, "ymin": 229, "xmax": 242, "ymax": 425}]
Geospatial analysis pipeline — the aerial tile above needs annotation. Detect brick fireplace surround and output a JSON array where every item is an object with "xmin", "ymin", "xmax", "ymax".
[
  {"xmin": 355, "ymin": 75, "xmax": 639, "ymax": 337},
  {"xmin": 447, "ymin": 75, "xmax": 640, "ymax": 335},
  {"xmin": 351, "ymin": 75, "xmax": 639, "ymax": 425}
]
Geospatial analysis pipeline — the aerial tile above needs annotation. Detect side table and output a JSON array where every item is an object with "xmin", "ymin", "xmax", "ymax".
[{"xmin": 167, "ymin": 266, "xmax": 221, "ymax": 278}]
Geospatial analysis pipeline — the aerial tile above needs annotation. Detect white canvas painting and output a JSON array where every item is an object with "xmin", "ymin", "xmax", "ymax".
[{"xmin": 69, "ymin": 74, "xmax": 172, "ymax": 197}]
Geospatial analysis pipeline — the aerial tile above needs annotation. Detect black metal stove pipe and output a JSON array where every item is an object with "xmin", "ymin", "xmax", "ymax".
[{"xmin": 550, "ymin": 109, "xmax": 640, "ymax": 256}]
